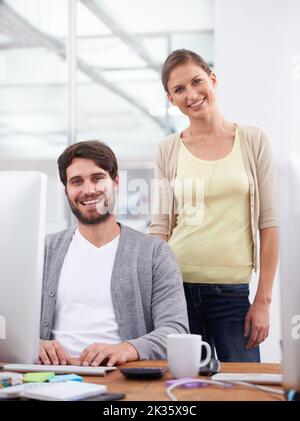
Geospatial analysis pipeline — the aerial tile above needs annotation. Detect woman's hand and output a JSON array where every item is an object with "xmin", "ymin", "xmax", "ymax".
[{"xmin": 244, "ymin": 301, "xmax": 270, "ymax": 349}]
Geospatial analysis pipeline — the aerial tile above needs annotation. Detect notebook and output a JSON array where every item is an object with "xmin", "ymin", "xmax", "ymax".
[{"xmin": 0, "ymin": 381, "xmax": 107, "ymax": 401}]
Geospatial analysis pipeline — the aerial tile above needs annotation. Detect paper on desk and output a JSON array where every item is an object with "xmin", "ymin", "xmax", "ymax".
[{"xmin": 0, "ymin": 372, "xmax": 23, "ymax": 387}]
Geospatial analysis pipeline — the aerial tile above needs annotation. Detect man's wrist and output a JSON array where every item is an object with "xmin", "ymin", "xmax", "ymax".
[{"xmin": 122, "ymin": 342, "xmax": 139, "ymax": 361}]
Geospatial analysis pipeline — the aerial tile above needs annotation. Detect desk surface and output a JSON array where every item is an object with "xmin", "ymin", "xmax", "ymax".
[{"xmin": 83, "ymin": 360, "xmax": 284, "ymax": 401}]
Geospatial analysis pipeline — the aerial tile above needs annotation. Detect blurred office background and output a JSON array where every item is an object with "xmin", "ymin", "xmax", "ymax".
[{"xmin": 0, "ymin": 0, "xmax": 299, "ymax": 363}]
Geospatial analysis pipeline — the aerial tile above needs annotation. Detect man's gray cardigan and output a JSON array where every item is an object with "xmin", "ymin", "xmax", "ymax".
[{"xmin": 40, "ymin": 224, "xmax": 189, "ymax": 360}]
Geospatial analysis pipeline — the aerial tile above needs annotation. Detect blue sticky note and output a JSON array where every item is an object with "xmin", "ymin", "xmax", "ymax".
[{"xmin": 49, "ymin": 374, "xmax": 83, "ymax": 383}]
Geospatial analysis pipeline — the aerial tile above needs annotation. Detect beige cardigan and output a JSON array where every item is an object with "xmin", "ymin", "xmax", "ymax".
[{"xmin": 149, "ymin": 125, "xmax": 278, "ymax": 272}]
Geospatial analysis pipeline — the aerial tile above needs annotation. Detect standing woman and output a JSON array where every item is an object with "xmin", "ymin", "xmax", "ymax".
[{"xmin": 149, "ymin": 49, "xmax": 278, "ymax": 362}]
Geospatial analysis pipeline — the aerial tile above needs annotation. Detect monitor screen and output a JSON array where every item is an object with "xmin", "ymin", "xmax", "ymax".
[
  {"xmin": 0, "ymin": 171, "xmax": 47, "ymax": 363},
  {"xmin": 278, "ymin": 155, "xmax": 300, "ymax": 392}
]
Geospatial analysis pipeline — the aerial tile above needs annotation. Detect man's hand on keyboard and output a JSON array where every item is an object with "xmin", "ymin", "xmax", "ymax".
[
  {"xmin": 38, "ymin": 340, "xmax": 71, "ymax": 365},
  {"xmin": 79, "ymin": 342, "xmax": 139, "ymax": 367}
]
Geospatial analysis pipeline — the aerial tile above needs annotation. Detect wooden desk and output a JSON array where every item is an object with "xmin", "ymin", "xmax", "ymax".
[{"xmin": 83, "ymin": 360, "xmax": 285, "ymax": 401}]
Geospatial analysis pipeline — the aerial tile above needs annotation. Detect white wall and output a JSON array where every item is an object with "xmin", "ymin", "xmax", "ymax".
[{"xmin": 214, "ymin": 0, "xmax": 300, "ymax": 362}]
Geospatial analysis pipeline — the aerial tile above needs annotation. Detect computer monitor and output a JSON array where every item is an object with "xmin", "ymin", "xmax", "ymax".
[
  {"xmin": 278, "ymin": 155, "xmax": 300, "ymax": 395},
  {"xmin": 0, "ymin": 171, "xmax": 47, "ymax": 363}
]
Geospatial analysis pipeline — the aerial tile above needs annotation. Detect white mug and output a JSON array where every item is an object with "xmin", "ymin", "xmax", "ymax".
[{"xmin": 167, "ymin": 334, "xmax": 211, "ymax": 378}]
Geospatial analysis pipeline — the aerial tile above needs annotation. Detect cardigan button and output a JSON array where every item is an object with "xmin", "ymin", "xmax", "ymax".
[
  {"xmin": 43, "ymin": 320, "xmax": 49, "ymax": 327},
  {"xmin": 49, "ymin": 290, "xmax": 55, "ymax": 297}
]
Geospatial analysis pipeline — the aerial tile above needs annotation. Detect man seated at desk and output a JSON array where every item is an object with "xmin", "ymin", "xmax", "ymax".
[{"xmin": 39, "ymin": 140, "xmax": 189, "ymax": 367}]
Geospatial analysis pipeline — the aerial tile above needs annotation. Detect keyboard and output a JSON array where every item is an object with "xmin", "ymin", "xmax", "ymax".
[
  {"xmin": 212, "ymin": 373, "xmax": 283, "ymax": 385},
  {"xmin": 2, "ymin": 364, "xmax": 116, "ymax": 376},
  {"xmin": 0, "ymin": 381, "xmax": 107, "ymax": 401}
]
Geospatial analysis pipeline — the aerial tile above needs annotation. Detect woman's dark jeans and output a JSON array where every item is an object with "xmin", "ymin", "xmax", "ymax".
[{"xmin": 183, "ymin": 282, "xmax": 260, "ymax": 362}]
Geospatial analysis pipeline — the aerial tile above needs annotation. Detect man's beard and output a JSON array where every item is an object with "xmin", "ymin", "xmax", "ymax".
[{"xmin": 68, "ymin": 193, "xmax": 115, "ymax": 226}]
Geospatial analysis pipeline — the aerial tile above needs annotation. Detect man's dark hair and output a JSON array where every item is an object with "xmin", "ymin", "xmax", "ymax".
[{"xmin": 57, "ymin": 140, "xmax": 118, "ymax": 186}]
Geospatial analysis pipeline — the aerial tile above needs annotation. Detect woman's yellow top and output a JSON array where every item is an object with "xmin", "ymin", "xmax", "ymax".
[{"xmin": 168, "ymin": 130, "xmax": 253, "ymax": 283}]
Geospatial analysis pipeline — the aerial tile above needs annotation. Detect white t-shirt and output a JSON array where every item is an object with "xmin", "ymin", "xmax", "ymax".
[{"xmin": 52, "ymin": 229, "xmax": 121, "ymax": 357}]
